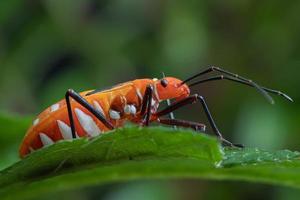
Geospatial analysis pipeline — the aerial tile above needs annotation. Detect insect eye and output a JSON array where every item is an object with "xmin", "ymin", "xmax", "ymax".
[{"xmin": 160, "ymin": 79, "xmax": 168, "ymax": 87}]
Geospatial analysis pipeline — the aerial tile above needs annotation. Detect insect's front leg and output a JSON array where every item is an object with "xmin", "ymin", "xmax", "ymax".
[
  {"xmin": 139, "ymin": 85, "xmax": 154, "ymax": 126},
  {"xmin": 154, "ymin": 94, "xmax": 243, "ymax": 147}
]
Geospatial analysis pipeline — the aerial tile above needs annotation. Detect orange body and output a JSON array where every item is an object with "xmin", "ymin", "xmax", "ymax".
[{"xmin": 19, "ymin": 77, "xmax": 190, "ymax": 158}]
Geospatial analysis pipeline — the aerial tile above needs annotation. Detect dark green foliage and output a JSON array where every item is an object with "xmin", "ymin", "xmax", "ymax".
[{"xmin": 0, "ymin": 127, "xmax": 299, "ymax": 200}]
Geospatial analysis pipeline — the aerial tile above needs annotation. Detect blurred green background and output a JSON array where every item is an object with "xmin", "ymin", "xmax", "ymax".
[{"xmin": 0, "ymin": 0, "xmax": 300, "ymax": 199}]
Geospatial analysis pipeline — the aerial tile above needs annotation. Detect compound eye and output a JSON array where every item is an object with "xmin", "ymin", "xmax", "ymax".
[{"xmin": 160, "ymin": 79, "xmax": 168, "ymax": 88}]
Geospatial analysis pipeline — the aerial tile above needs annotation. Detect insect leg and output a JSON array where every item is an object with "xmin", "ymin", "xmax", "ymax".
[
  {"xmin": 140, "ymin": 85, "xmax": 153, "ymax": 126},
  {"xmin": 158, "ymin": 118, "xmax": 206, "ymax": 132},
  {"xmin": 155, "ymin": 94, "xmax": 240, "ymax": 147},
  {"xmin": 188, "ymin": 75, "xmax": 293, "ymax": 102},
  {"xmin": 65, "ymin": 89, "xmax": 114, "ymax": 138}
]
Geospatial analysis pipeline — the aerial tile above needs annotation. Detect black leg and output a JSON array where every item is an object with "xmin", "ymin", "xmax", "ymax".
[
  {"xmin": 158, "ymin": 118, "xmax": 206, "ymax": 132},
  {"xmin": 65, "ymin": 91, "xmax": 76, "ymax": 139},
  {"xmin": 140, "ymin": 85, "xmax": 154, "ymax": 126},
  {"xmin": 182, "ymin": 66, "xmax": 274, "ymax": 104},
  {"xmin": 188, "ymin": 75, "xmax": 293, "ymax": 102},
  {"xmin": 155, "ymin": 94, "xmax": 238, "ymax": 147},
  {"xmin": 65, "ymin": 89, "xmax": 114, "ymax": 139}
]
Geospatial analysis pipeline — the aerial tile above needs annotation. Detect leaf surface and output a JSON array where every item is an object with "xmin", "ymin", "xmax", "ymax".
[{"xmin": 0, "ymin": 126, "xmax": 299, "ymax": 200}]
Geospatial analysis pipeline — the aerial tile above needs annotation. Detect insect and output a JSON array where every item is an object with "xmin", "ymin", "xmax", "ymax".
[{"xmin": 19, "ymin": 67, "xmax": 292, "ymax": 158}]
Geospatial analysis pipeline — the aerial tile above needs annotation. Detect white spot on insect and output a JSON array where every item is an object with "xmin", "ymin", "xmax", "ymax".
[
  {"xmin": 124, "ymin": 105, "xmax": 137, "ymax": 115},
  {"xmin": 39, "ymin": 133, "xmax": 54, "ymax": 147},
  {"xmin": 136, "ymin": 88, "xmax": 143, "ymax": 101},
  {"xmin": 57, "ymin": 120, "xmax": 74, "ymax": 140},
  {"xmin": 50, "ymin": 103, "xmax": 60, "ymax": 112},
  {"xmin": 33, "ymin": 118, "xmax": 39, "ymax": 126},
  {"xmin": 93, "ymin": 101, "xmax": 105, "ymax": 116},
  {"xmin": 151, "ymin": 98, "xmax": 156, "ymax": 106},
  {"xmin": 75, "ymin": 108, "xmax": 101, "ymax": 137},
  {"xmin": 152, "ymin": 78, "xmax": 158, "ymax": 81},
  {"xmin": 130, "ymin": 105, "xmax": 136, "ymax": 115},
  {"xmin": 109, "ymin": 109, "xmax": 120, "ymax": 120},
  {"xmin": 124, "ymin": 105, "xmax": 131, "ymax": 114}
]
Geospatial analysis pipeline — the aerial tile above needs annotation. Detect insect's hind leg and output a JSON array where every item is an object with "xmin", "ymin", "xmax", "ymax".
[{"xmin": 65, "ymin": 89, "xmax": 114, "ymax": 139}]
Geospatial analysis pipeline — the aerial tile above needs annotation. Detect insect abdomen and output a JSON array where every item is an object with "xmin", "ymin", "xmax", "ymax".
[
  {"xmin": 19, "ymin": 94, "xmax": 115, "ymax": 158},
  {"xmin": 19, "ymin": 81, "xmax": 150, "ymax": 158}
]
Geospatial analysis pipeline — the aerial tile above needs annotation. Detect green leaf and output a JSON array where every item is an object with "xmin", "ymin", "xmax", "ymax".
[
  {"xmin": 218, "ymin": 148, "xmax": 300, "ymax": 187},
  {"xmin": 0, "ymin": 126, "xmax": 299, "ymax": 200},
  {"xmin": 0, "ymin": 126, "xmax": 222, "ymax": 200}
]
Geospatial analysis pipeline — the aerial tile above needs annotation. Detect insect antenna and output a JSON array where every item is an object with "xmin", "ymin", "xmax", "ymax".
[
  {"xmin": 180, "ymin": 66, "xmax": 281, "ymax": 104},
  {"xmin": 188, "ymin": 75, "xmax": 293, "ymax": 102}
]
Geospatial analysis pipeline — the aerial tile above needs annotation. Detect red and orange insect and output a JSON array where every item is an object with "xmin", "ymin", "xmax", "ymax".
[{"xmin": 19, "ymin": 67, "xmax": 292, "ymax": 158}]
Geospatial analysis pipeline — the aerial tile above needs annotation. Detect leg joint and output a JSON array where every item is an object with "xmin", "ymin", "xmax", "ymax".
[
  {"xmin": 147, "ymin": 84, "xmax": 154, "ymax": 90},
  {"xmin": 195, "ymin": 94, "xmax": 204, "ymax": 101},
  {"xmin": 66, "ymin": 89, "xmax": 74, "ymax": 96}
]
